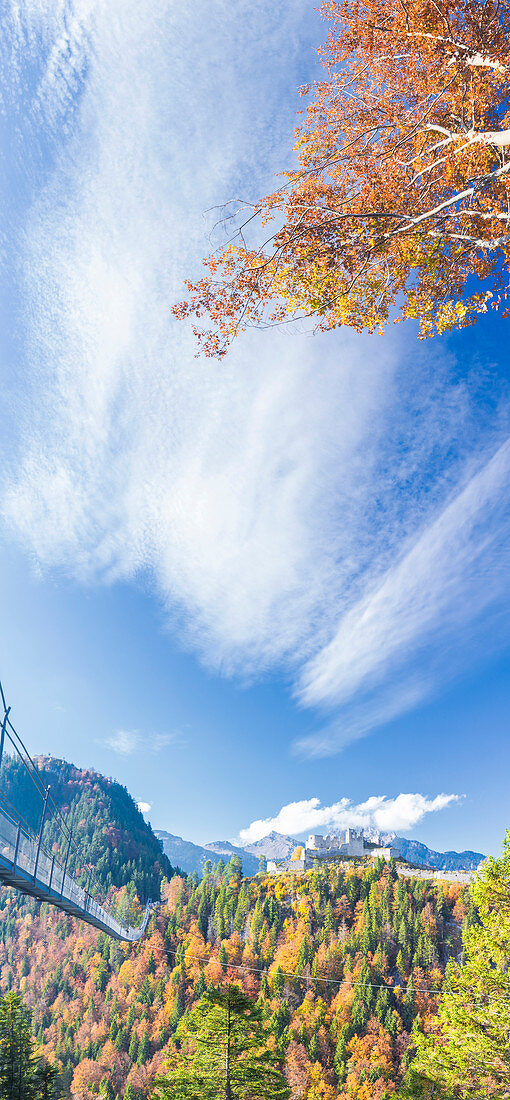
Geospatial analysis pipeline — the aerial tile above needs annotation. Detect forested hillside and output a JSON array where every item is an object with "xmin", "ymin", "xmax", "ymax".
[
  {"xmin": 1, "ymin": 754, "xmax": 172, "ymax": 901},
  {"xmin": 0, "ymin": 856, "xmax": 469, "ymax": 1098}
]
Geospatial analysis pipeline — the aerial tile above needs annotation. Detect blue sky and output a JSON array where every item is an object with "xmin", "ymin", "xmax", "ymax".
[{"xmin": 0, "ymin": 1, "xmax": 509, "ymax": 856}]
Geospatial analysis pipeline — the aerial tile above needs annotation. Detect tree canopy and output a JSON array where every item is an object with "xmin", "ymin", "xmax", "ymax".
[{"xmin": 174, "ymin": 0, "xmax": 510, "ymax": 355}]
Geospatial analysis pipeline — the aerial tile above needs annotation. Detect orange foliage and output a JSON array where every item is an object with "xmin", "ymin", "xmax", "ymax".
[
  {"xmin": 71, "ymin": 1058, "xmax": 108, "ymax": 1099},
  {"xmin": 174, "ymin": 0, "xmax": 510, "ymax": 356},
  {"xmin": 285, "ymin": 1040, "xmax": 311, "ymax": 1099}
]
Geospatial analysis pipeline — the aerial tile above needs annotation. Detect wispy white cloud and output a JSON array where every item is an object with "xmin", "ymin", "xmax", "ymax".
[
  {"xmin": 1, "ymin": 1, "xmax": 510, "ymax": 755},
  {"xmin": 239, "ymin": 792, "xmax": 462, "ymax": 844},
  {"xmin": 301, "ymin": 440, "xmax": 510, "ymax": 710},
  {"xmin": 106, "ymin": 730, "xmax": 139, "ymax": 756},
  {"xmin": 136, "ymin": 800, "xmax": 151, "ymax": 816},
  {"xmin": 294, "ymin": 680, "xmax": 432, "ymax": 758},
  {"xmin": 105, "ymin": 729, "xmax": 179, "ymax": 755},
  {"xmin": 151, "ymin": 731, "xmax": 183, "ymax": 752},
  {"xmin": 296, "ymin": 439, "xmax": 510, "ymax": 752}
]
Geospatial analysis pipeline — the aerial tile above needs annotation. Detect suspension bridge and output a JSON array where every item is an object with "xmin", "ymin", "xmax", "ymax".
[{"xmin": 0, "ymin": 683, "xmax": 155, "ymax": 941}]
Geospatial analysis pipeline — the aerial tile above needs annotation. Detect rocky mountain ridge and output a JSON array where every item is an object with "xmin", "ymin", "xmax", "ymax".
[
  {"xmin": 155, "ymin": 826, "xmax": 484, "ymax": 876},
  {"xmin": 242, "ymin": 830, "xmax": 296, "ymax": 860},
  {"xmin": 154, "ymin": 830, "xmax": 260, "ymax": 876}
]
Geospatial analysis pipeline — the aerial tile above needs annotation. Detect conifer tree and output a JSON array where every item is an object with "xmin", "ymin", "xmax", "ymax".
[
  {"xmin": 402, "ymin": 974, "xmax": 415, "ymax": 1031},
  {"xmin": 219, "ymin": 942, "xmax": 228, "ymax": 971},
  {"xmin": 0, "ymin": 993, "xmax": 59, "ymax": 1100},
  {"xmin": 323, "ymin": 902, "xmax": 334, "ymax": 944},
  {"xmin": 350, "ymin": 962, "xmax": 373, "ymax": 1034},
  {"xmin": 34, "ymin": 1063, "xmax": 60, "ymax": 1100},
  {"xmin": 0, "ymin": 992, "xmax": 38, "ymax": 1100},
  {"xmin": 137, "ymin": 1031, "xmax": 151, "ymax": 1066},
  {"xmin": 297, "ymin": 939, "xmax": 309, "ymax": 973},
  {"xmin": 195, "ymin": 969, "xmax": 206, "ymax": 999},
  {"xmin": 198, "ymin": 896, "xmax": 209, "ymax": 938},
  {"xmin": 152, "ymin": 985, "xmax": 290, "ymax": 1100},
  {"xmin": 128, "ymin": 1032, "xmax": 139, "ymax": 1062},
  {"xmin": 99, "ymin": 1077, "xmax": 115, "ymax": 1100},
  {"xmin": 334, "ymin": 1034, "xmax": 347, "ymax": 1084}
]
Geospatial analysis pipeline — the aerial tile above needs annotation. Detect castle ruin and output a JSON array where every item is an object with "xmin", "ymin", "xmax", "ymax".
[{"xmin": 266, "ymin": 828, "xmax": 399, "ymax": 873}]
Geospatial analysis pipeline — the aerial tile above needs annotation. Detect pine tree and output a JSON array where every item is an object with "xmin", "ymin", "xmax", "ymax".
[
  {"xmin": 0, "ymin": 992, "xmax": 60, "ymax": 1100},
  {"xmin": 195, "ymin": 969, "xmax": 206, "ymax": 999},
  {"xmin": 114, "ymin": 1026, "xmax": 127, "ymax": 1052},
  {"xmin": 198, "ymin": 896, "xmax": 209, "ymax": 938},
  {"xmin": 374, "ymin": 987, "xmax": 390, "ymax": 1024},
  {"xmin": 0, "ymin": 992, "xmax": 38, "ymax": 1100},
  {"xmin": 396, "ymin": 949, "xmax": 407, "ymax": 980},
  {"xmin": 219, "ymin": 942, "xmax": 228, "ymax": 971},
  {"xmin": 308, "ymin": 1031, "xmax": 318, "ymax": 1061},
  {"xmin": 350, "ymin": 962, "xmax": 373, "ymax": 1034},
  {"xmin": 250, "ymin": 900, "xmax": 263, "ymax": 942},
  {"xmin": 34, "ymin": 1062, "xmax": 60, "ymax": 1100},
  {"xmin": 128, "ymin": 1032, "xmax": 139, "ymax": 1062},
  {"xmin": 402, "ymin": 975, "xmax": 415, "ymax": 1031},
  {"xmin": 152, "ymin": 984, "xmax": 290, "ymax": 1100},
  {"xmin": 323, "ymin": 902, "xmax": 334, "ymax": 944},
  {"xmin": 99, "ymin": 1077, "xmax": 115, "ymax": 1100},
  {"xmin": 334, "ymin": 1034, "xmax": 347, "ymax": 1084},
  {"xmin": 168, "ymin": 988, "xmax": 184, "ymax": 1031},
  {"xmin": 297, "ymin": 939, "xmax": 308, "ymax": 973},
  {"xmin": 272, "ymin": 967, "xmax": 284, "ymax": 999},
  {"xmin": 137, "ymin": 1030, "xmax": 151, "ymax": 1066}
]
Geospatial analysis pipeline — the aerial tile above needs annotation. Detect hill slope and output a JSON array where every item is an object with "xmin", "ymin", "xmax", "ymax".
[{"xmin": 1, "ymin": 754, "xmax": 173, "ymax": 901}]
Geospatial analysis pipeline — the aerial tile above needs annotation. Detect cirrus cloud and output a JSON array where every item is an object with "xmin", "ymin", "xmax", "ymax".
[
  {"xmin": 106, "ymin": 730, "xmax": 140, "ymax": 756},
  {"xmin": 1, "ymin": 0, "xmax": 510, "ymax": 759},
  {"xmin": 105, "ymin": 729, "xmax": 180, "ymax": 756}
]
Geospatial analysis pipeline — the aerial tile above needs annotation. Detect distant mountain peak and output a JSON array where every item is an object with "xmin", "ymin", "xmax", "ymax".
[
  {"xmin": 154, "ymin": 830, "xmax": 260, "ymax": 877},
  {"xmin": 241, "ymin": 832, "xmax": 297, "ymax": 860},
  {"xmin": 391, "ymin": 836, "xmax": 484, "ymax": 872}
]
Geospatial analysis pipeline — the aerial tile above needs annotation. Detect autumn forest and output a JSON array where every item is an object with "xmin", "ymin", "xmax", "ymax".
[{"xmin": 2, "ymin": 0, "xmax": 510, "ymax": 1097}]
